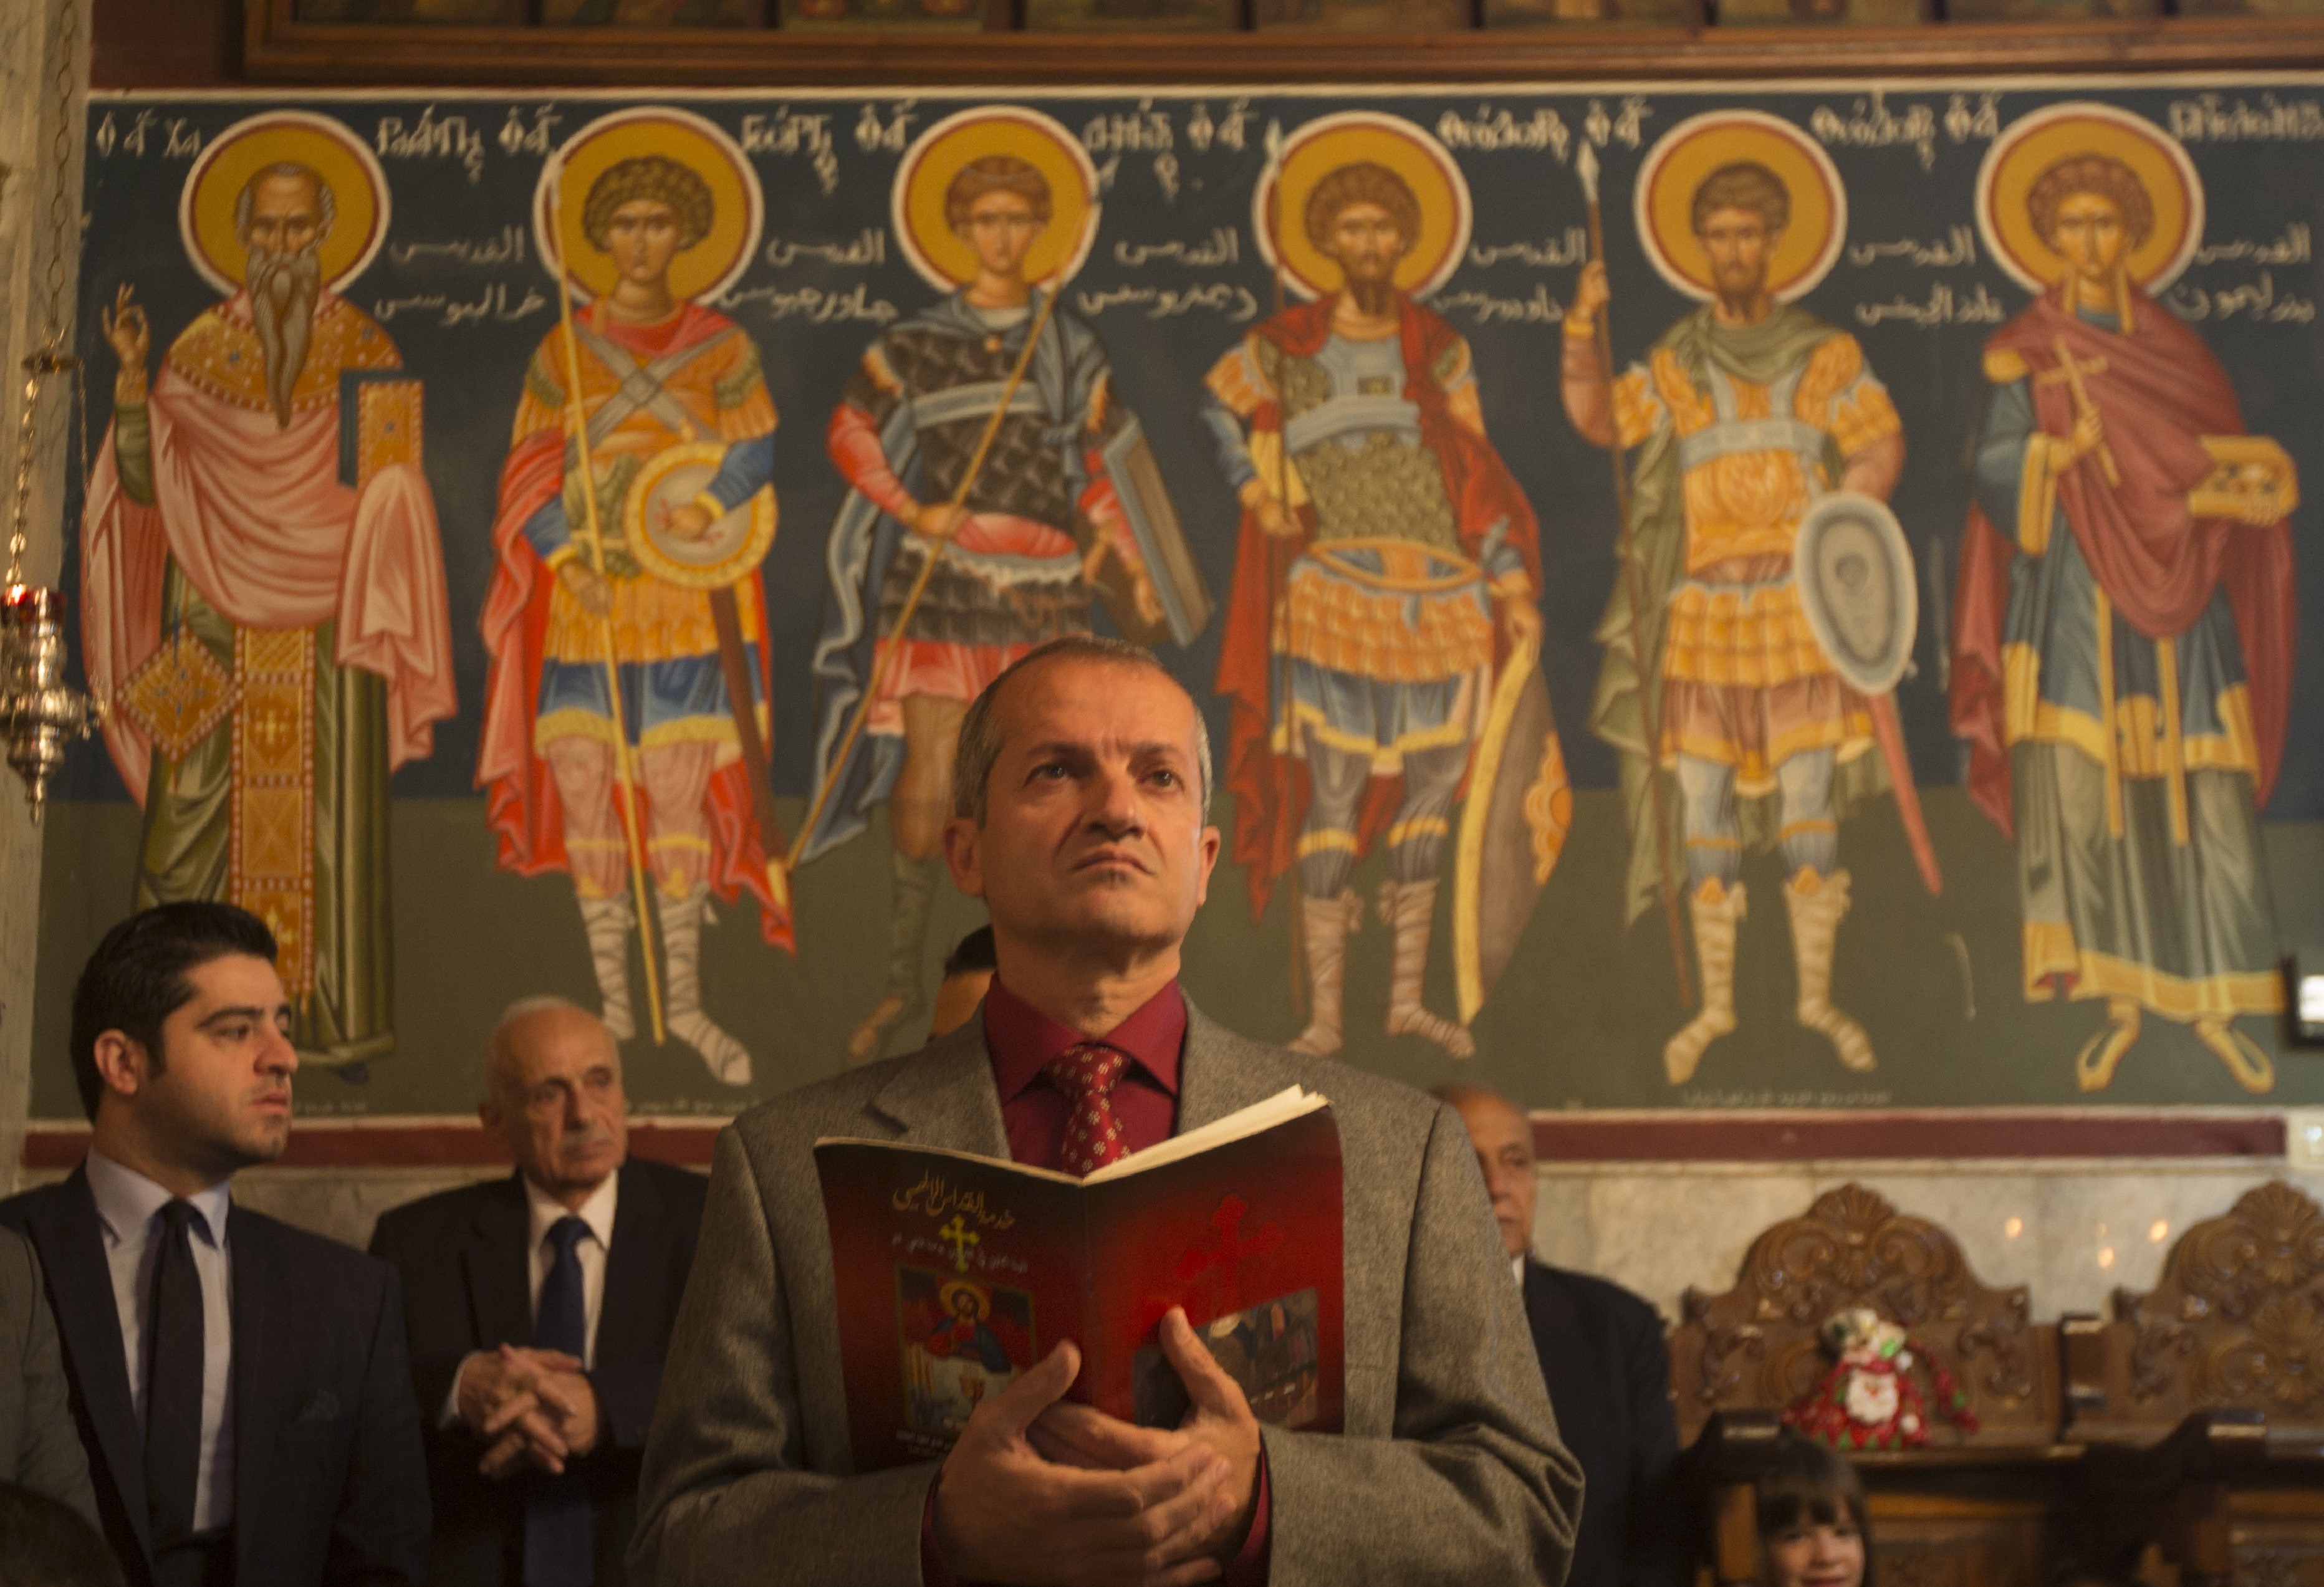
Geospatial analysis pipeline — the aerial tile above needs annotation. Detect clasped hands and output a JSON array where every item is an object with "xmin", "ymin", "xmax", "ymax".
[
  {"xmin": 453, "ymin": 1343, "xmax": 603, "ymax": 1480},
  {"xmin": 933, "ymin": 1307, "xmax": 1260, "ymax": 1587}
]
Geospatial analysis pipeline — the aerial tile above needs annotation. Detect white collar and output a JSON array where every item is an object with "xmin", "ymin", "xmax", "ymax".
[
  {"xmin": 1510, "ymin": 1254, "xmax": 1527, "ymax": 1288},
  {"xmin": 523, "ymin": 1167, "xmax": 619, "ymax": 1254},
  {"xmin": 85, "ymin": 1146, "xmax": 233, "ymax": 1249}
]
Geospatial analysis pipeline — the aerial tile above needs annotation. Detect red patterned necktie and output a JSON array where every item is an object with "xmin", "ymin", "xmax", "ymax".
[{"xmin": 1044, "ymin": 1043, "xmax": 1131, "ymax": 1176}]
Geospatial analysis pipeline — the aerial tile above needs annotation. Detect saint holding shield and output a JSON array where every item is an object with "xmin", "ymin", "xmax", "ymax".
[{"xmin": 480, "ymin": 108, "xmax": 792, "ymax": 1087}]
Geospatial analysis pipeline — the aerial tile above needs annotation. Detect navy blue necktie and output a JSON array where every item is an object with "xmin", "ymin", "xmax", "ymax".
[
  {"xmin": 145, "ymin": 1199, "xmax": 206, "ymax": 1550},
  {"xmin": 525, "ymin": 1216, "xmax": 592, "ymax": 1587}
]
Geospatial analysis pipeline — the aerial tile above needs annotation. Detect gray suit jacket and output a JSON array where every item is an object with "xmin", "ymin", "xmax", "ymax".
[
  {"xmin": 631, "ymin": 1001, "xmax": 1581, "ymax": 1585},
  {"xmin": 0, "ymin": 1224, "xmax": 98, "ymax": 1525}
]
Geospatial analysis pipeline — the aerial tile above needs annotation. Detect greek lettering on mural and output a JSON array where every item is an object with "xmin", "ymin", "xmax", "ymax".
[
  {"xmin": 1943, "ymin": 92, "xmax": 2001, "ymax": 145},
  {"xmin": 1810, "ymin": 92, "xmax": 1940, "ymax": 170},
  {"xmin": 2169, "ymin": 93, "xmax": 2324, "ymax": 143},
  {"xmin": 1846, "ymin": 226, "xmax": 1978, "ymax": 269},
  {"xmin": 1183, "ymin": 99, "xmax": 1252, "ymax": 156},
  {"xmin": 744, "ymin": 108, "xmax": 841, "ymax": 195},
  {"xmin": 94, "ymin": 110, "xmax": 201, "ymax": 160},
  {"xmin": 855, "ymin": 101, "xmax": 919, "ymax": 155},
  {"xmin": 376, "ymin": 105, "xmax": 488, "ymax": 183},
  {"xmin": 1436, "ymin": 104, "xmax": 1572, "ymax": 163},
  {"xmin": 497, "ymin": 105, "xmax": 564, "ymax": 159},
  {"xmin": 1582, "ymin": 97, "xmax": 1653, "ymax": 151}
]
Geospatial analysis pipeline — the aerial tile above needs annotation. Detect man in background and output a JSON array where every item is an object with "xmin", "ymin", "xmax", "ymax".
[
  {"xmin": 370, "ymin": 998, "xmax": 708, "ymax": 1586},
  {"xmin": 926, "ymin": 925, "xmax": 997, "ymax": 1042},
  {"xmin": 0, "ymin": 902, "xmax": 430, "ymax": 1587},
  {"xmin": 1440, "ymin": 1083, "xmax": 1686, "ymax": 1587},
  {"xmin": 0, "ymin": 1226, "xmax": 96, "ymax": 1523}
]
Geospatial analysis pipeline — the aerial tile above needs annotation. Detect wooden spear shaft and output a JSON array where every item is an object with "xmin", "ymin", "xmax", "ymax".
[
  {"xmin": 546, "ymin": 179, "xmax": 666, "ymax": 1044},
  {"xmin": 1578, "ymin": 145, "xmax": 1694, "ymax": 1009},
  {"xmin": 785, "ymin": 237, "xmax": 1085, "ymax": 873}
]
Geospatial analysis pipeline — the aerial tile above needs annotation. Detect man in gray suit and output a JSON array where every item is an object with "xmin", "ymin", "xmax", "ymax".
[
  {"xmin": 632, "ymin": 635, "xmax": 1580, "ymax": 1586},
  {"xmin": 0, "ymin": 1225, "xmax": 98, "ymax": 1523}
]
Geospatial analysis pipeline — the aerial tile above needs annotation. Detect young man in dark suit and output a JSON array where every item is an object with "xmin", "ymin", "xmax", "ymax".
[
  {"xmin": 370, "ymin": 997, "xmax": 707, "ymax": 1587},
  {"xmin": 1441, "ymin": 1083, "xmax": 1690, "ymax": 1587},
  {"xmin": 0, "ymin": 903, "xmax": 430, "ymax": 1587}
]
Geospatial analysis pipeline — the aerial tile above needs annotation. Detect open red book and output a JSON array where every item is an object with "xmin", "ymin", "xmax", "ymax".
[{"xmin": 816, "ymin": 1087, "xmax": 1345, "ymax": 1471}]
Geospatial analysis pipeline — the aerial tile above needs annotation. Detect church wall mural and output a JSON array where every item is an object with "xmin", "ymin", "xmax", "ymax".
[{"xmin": 29, "ymin": 80, "xmax": 2324, "ymax": 1123}]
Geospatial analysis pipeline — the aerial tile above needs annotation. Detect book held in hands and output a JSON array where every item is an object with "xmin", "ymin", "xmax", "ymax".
[{"xmin": 815, "ymin": 1086, "xmax": 1344, "ymax": 1470}]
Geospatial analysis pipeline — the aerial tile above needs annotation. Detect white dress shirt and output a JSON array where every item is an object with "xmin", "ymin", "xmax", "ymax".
[
  {"xmin": 85, "ymin": 1148, "xmax": 236, "ymax": 1532},
  {"xmin": 444, "ymin": 1171, "xmax": 618, "ymax": 1424}
]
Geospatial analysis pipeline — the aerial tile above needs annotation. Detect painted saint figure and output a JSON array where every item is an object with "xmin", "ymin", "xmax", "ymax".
[
  {"xmin": 1206, "ymin": 129, "xmax": 1551, "ymax": 1060},
  {"xmin": 481, "ymin": 121, "xmax": 791, "ymax": 1087},
  {"xmin": 807, "ymin": 116, "xmax": 1168, "ymax": 1064},
  {"xmin": 1563, "ymin": 140, "xmax": 1904, "ymax": 1084},
  {"xmin": 81, "ymin": 116, "xmax": 456, "ymax": 1069},
  {"xmin": 1952, "ymin": 113, "xmax": 2295, "ymax": 1093}
]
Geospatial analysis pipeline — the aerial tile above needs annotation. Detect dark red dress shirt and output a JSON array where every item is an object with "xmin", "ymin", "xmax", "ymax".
[{"xmin": 920, "ymin": 977, "xmax": 1270, "ymax": 1586}]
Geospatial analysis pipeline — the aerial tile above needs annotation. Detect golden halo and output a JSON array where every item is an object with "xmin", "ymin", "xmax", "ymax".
[
  {"xmin": 1975, "ymin": 103, "xmax": 2202, "ymax": 295},
  {"xmin": 894, "ymin": 107, "xmax": 1099, "ymax": 294},
  {"xmin": 1634, "ymin": 110, "xmax": 1846, "ymax": 305},
  {"xmin": 178, "ymin": 112, "xmax": 387, "ymax": 297},
  {"xmin": 535, "ymin": 108, "xmax": 761, "ymax": 306},
  {"xmin": 1252, "ymin": 112, "xmax": 1471, "ymax": 303},
  {"xmin": 937, "ymin": 1280, "xmax": 991, "ymax": 1321}
]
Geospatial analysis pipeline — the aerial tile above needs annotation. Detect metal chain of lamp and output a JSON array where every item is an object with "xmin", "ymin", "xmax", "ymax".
[{"xmin": 0, "ymin": 0, "xmax": 103, "ymax": 824}]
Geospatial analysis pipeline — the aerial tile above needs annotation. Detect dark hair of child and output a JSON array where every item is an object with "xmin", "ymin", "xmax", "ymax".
[{"xmin": 1757, "ymin": 1435, "xmax": 1873, "ymax": 1587}]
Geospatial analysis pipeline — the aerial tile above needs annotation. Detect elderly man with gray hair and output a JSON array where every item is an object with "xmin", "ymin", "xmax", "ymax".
[{"xmin": 370, "ymin": 999, "xmax": 708, "ymax": 1587}]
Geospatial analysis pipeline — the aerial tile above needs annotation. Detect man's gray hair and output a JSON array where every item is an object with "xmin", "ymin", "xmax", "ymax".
[
  {"xmin": 234, "ymin": 161, "xmax": 337, "ymax": 241},
  {"xmin": 481, "ymin": 994, "xmax": 596, "ymax": 1101},
  {"xmin": 951, "ymin": 636, "xmax": 1212, "ymax": 823}
]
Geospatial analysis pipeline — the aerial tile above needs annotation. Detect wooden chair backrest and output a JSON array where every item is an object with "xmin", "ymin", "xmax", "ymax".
[{"xmin": 1668, "ymin": 1182, "xmax": 2060, "ymax": 1449}]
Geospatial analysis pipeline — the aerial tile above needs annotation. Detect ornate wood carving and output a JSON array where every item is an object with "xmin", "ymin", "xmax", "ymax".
[
  {"xmin": 2096, "ymin": 1181, "xmax": 2324, "ymax": 1436},
  {"xmin": 1668, "ymin": 1182, "xmax": 2056, "ymax": 1447}
]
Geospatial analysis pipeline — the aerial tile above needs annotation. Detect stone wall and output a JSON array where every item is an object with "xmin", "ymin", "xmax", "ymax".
[{"xmin": 0, "ymin": 0, "xmax": 89, "ymax": 1194}]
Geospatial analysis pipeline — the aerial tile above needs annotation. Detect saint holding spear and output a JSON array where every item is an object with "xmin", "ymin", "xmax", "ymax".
[
  {"xmin": 480, "ymin": 108, "xmax": 792, "ymax": 1087},
  {"xmin": 802, "ymin": 106, "xmax": 1193, "ymax": 1063},
  {"xmin": 1562, "ymin": 112, "xmax": 1910, "ymax": 1085}
]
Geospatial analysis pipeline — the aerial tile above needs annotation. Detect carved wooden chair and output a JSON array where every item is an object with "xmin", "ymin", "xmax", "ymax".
[
  {"xmin": 2063, "ymin": 1180, "xmax": 2324, "ymax": 1587},
  {"xmin": 1668, "ymin": 1183, "xmax": 2064, "ymax": 1587}
]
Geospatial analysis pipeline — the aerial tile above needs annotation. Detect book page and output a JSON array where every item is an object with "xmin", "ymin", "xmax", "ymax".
[{"xmin": 1083, "ymin": 1086, "xmax": 1326, "ymax": 1184}]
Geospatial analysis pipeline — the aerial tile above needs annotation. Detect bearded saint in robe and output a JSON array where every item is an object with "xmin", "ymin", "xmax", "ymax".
[
  {"xmin": 81, "ymin": 158, "xmax": 456, "ymax": 1068},
  {"xmin": 1951, "ymin": 153, "xmax": 2297, "ymax": 1093}
]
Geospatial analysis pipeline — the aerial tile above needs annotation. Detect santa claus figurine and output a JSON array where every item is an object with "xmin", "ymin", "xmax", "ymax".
[{"xmin": 1782, "ymin": 1307, "xmax": 1978, "ymax": 1451}]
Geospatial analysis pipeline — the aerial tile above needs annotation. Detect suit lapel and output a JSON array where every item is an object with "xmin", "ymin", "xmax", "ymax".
[
  {"xmin": 1176, "ymin": 1000, "xmax": 1292, "ymax": 1132},
  {"xmin": 593, "ymin": 1161, "xmax": 660, "ymax": 1368},
  {"xmin": 34, "ymin": 1171, "xmax": 150, "ymax": 1560},
  {"xmin": 231, "ymin": 1209, "xmax": 295, "ymax": 1580},
  {"xmin": 867, "ymin": 1022, "xmax": 1010, "ymax": 1157},
  {"xmin": 464, "ymin": 1173, "xmax": 535, "ymax": 1349}
]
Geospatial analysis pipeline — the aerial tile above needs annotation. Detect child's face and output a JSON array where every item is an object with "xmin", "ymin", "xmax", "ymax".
[{"xmin": 1764, "ymin": 1510, "xmax": 1865, "ymax": 1587}]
